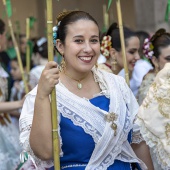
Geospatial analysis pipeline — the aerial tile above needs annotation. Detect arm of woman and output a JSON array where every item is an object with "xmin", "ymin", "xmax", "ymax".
[
  {"xmin": 131, "ymin": 141, "xmax": 154, "ymax": 170},
  {"xmin": 29, "ymin": 61, "xmax": 59, "ymax": 161},
  {"xmin": 0, "ymin": 100, "xmax": 23, "ymax": 113}
]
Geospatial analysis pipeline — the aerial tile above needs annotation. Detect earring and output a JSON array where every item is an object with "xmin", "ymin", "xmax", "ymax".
[
  {"xmin": 59, "ymin": 53, "xmax": 66, "ymax": 72},
  {"xmin": 95, "ymin": 63, "xmax": 98, "ymax": 70},
  {"xmin": 111, "ymin": 58, "xmax": 117, "ymax": 71},
  {"xmin": 154, "ymin": 66, "xmax": 159, "ymax": 74}
]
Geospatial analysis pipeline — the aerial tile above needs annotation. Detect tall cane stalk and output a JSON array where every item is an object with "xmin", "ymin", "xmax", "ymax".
[
  {"xmin": 116, "ymin": 0, "xmax": 129, "ymax": 85},
  {"xmin": 46, "ymin": 0, "xmax": 60, "ymax": 169},
  {"xmin": 2, "ymin": 0, "xmax": 29, "ymax": 93},
  {"xmin": 26, "ymin": 17, "xmax": 31, "ymax": 74}
]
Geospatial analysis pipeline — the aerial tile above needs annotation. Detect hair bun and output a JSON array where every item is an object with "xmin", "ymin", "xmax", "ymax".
[
  {"xmin": 56, "ymin": 11, "xmax": 74, "ymax": 24},
  {"xmin": 150, "ymin": 28, "xmax": 166, "ymax": 42},
  {"xmin": 106, "ymin": 22, "xmax": 118, "ymax": 36}
]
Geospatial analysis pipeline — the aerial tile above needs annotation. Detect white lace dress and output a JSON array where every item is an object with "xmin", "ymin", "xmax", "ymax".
[{"xmin": 0, "ymin": 65, "xmax": 21, "ymax": 170}]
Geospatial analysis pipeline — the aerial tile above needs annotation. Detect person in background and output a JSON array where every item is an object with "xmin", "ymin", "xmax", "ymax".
[
  {"xmin": 19, "ymin": 34, "xmax": 27, "ymax": 56},
  {"xmin": 29, "ymin": 37, "xmax": 48, "ymax": 89},
  {"xmin": 0, "ymin": 18, "xmax": 22, "ymax": 170},
  {"xmin": 128, "ymin": 31, "xmax": 153, "ymax": 97},
  {"xmin": 10, "ymin": 54, "xmax": 32, "ymax": 130},
  {"xmin": 137, "ymin": 28, "xmax": 170, "ymax": 105},
  {"xmin": 136, "ymin": 63, "xmax": 170, "ymax": 170}
]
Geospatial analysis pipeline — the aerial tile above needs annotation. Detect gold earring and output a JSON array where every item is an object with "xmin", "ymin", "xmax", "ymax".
[
  {"xmin": 154, "ymin": 66, "xmax": 159, "ymax": 74},
  {"xmin": 59, "ymin": 53, "xmax": 66, "ymax": 72},
  {"xmin": 111, "ymin": 58, "xmax": 117, "ymax": 71},
  {"xmin": 95, "ymin": 63, "xmax": 98, "ymax": 70}
]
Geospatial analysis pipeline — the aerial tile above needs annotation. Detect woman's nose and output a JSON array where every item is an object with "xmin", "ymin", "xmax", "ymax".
[{"xmin": 83, "ymin": 42, "xmax": 92, "ymax": 53}]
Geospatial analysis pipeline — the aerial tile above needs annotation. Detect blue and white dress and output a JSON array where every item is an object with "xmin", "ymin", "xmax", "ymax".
[{"xmin": 19, "ymin": 68, "xmax": 146, "ymax": 170}]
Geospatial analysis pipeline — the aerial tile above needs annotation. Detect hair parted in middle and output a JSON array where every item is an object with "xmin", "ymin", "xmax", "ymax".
[{"xmin": 55, "ymin": 11, "xmax": 99, "ymax": 44}]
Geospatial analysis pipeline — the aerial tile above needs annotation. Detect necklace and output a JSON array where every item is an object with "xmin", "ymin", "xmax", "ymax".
[{"xmin": 64, "ymin": 72, "xmax": 83, "ymax": 90}]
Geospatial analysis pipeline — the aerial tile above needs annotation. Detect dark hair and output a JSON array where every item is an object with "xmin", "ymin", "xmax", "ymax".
[
  {"xmin": 11, "ymin": 54, "xmax": 33, "ymax": 69},
  {"xmin": 57, "ymin": 11, "xmax": 99, "ymax": 44},
  {"xmin": 0, "ymin": 19, "xmax": 5, "ymax": 35},
  {"xmin": 106, "ymin": 23, "xmax": 137, "ymax": 52},
  {"xmin": 150, "ymin": 28, "xmax": 170, "ymax": 59},
  {"xmin": 33, "ymin": 41, "xmax": 48, "ymax": 59},
  {"xmin": 136, "ymin": 31, "xmax": 149, "ymax": 57}
]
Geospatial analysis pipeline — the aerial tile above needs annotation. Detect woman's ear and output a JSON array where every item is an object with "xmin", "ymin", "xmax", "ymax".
[
  {"xmin": 109, "ymin": 48, "xmax": 117, "ymax": 60},
  {"xmin": 56, "ymin": 39, "xmax": 64, "ymax": 55},
  {"xmin": 151, "ymin": 56, "xmax": 159, "ymax": 68}
]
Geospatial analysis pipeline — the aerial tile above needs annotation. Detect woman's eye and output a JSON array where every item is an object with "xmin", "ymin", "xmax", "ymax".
[
  {"xmin": 74, "ymin": 39, "xmax": 83, "ymax": 43},
  {"xmin": 91, "ymin": 39, "xmax": 99, "ymax": 43},
  {"xmin": 165, "ymin": 57, "xmax": 170, "ymax": 61},
  {"xmin": 129, "ymin": 51, "xmax": 135, "ymax": 54}
]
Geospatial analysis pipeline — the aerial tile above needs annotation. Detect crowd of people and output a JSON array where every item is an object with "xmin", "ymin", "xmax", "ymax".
[{"xmin": 0, "ymin": 9, "xmax": 170, "ymax": 170}]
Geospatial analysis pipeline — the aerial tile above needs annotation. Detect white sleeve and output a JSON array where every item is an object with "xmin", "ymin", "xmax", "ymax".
[{"xmin": 19, "ymin": 88, "xmax": 54, "ymax": 169}]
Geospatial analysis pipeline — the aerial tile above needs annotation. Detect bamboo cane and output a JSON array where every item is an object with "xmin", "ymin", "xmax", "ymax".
[
  {"xmin": 26, "ymin": 17, "xmax": 31, "ymax": 73},
  {"xmin": 116, "ymin": 0, "xmax": 129, "ymax": 85},
  {"xmin": 46, "ymin": 0, "xmax": 60, "ymax": 169},
  {"xmin": 2, "ymin": 0, "xmax": 29, "ymax": 94},
  {"xmin": 103, "ymin": 4, "xmax": 109, "ymax": 31}
]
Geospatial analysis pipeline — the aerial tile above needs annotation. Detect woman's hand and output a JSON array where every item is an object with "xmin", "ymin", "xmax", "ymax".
[{"xmin": 37, "ymin": 61, "xmax": 59, "ymax": 98}]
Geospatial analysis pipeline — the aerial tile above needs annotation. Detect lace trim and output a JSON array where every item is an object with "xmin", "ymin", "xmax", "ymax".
[
  {"xmin": 20, "ymin": 137, "xmax": 53, "ymax": 169},
  {"xmin": 132, "ymin": 131, "xmax": 144, "ymax": 144},
  {"xmin": 137, "ymin": 117, "xmax": 170, "ymax": 170},
  {"xmin": 61, "ymin": 164, "xmax": 86, "ymax": 169}
]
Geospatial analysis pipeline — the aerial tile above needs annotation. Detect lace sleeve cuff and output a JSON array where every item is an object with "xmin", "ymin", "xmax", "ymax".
[
  {"xmin": 20, "ymin": 134, "xmax": 54, "ymax": 169},
  {"xmin": 132, "ymin": 123, "xmax": 144, "ymax": 144}
]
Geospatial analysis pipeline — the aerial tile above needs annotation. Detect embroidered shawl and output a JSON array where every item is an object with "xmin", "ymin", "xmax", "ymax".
[{"xmin": 136, "ymin": 63, "xmax": 170, "ymax": 170}]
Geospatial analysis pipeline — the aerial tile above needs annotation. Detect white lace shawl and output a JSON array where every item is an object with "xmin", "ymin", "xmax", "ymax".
[{"xmin": 19, "ymin": 68, "xmax": 146, "ymax": 170}]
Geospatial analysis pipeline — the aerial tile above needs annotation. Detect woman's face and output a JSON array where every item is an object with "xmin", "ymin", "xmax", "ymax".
[
  {"xmin": 57, "ymin": 19, "xmax": 100, "ymax": 73},
  {"xmin": 10, "ymin": 60, "xmax": 22, "ymax": 80},
  {"xmin": 158, "ymin": 45, "xmax": 170, "ymax": 70},
  {"xmin": 20, "ymin": 36, "xmax": 27, "ymax": 54},
  {"xmin": 115, "ymin": 36, "xmax": 140, "ymax": 72},
  {"xmin": 32, "ymin": 53, "xmax": 40, "ymax": 66}
]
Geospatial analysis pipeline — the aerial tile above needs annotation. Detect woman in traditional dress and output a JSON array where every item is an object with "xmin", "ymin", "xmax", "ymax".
[
  {"xmin": 99, "ymin": 23, "xmax": 141, "ymax": 96},
  {"xmin": 137, "ymin": 28, "xmax": 170, "ymax": 105},
  {"xmin": 136, "ymin": 63, "xmax": 170, "ymax": 170},
  {"xmin": 19, "ymin": 11, "xmax": 154, "ymax": 170},
  {"xmin": 29, "ymin": 37, "xmax": 48, "ymax": 89},
  {"xmin": 0, "ymin": 18, "xmax": 22, "ymax": 170}
]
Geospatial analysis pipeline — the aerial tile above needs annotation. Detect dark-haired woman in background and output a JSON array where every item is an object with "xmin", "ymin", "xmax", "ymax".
[
  {"xmin": 137, "ymin": 28, "xmax": 170, "ymax": 105},
  {"xmin": 99, "ymin": 23, "xmax": 140, "ymax": 95}
]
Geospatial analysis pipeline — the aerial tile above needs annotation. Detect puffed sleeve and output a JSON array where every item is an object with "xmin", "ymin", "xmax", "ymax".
[{"xmin": 19, "ymin": 87, "xmax": 54, "ymax": 169}]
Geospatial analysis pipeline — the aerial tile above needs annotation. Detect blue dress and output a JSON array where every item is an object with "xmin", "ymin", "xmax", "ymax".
[{"xmin": 49, "ymin": 96, "xmax": 141, "ymax": 170}]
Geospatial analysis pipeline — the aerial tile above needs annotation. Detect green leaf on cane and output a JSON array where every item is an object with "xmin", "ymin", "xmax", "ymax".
[
  {"xmin": 107, "ymin": 0, "xmax": 113, "ymax": 11},
  {"xmin": 165, "ymin": 0, "xmax": 170, "ymax": 22},
  {"xmin": 29, "ymin": 16, "xmax": 37, "ymax": 29},
  {"xmin": 6, "ymin": 0, "xmax": 12, "ymax": 18}
]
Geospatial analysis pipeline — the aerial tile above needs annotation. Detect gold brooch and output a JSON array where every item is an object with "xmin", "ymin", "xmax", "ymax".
[{"xmin": 105, "ymin": 112, "xmax": 118, "ymax": 136}]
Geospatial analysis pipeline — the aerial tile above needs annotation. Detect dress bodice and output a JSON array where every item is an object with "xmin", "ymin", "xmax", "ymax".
[{"xmin": 50, "ymin": 95, "xmax": 135, "ymax": 170}]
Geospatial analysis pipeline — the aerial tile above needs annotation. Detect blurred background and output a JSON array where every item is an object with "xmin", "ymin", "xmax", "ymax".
[{"xmin": 0, "ymin": 0, "xmax": 169, "ymax": 37}]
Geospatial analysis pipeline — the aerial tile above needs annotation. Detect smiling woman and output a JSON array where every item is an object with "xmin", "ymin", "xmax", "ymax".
[
  {"xmin": 99, "ymin": 22, "xmax": 140, "ymax": 75},
  {"xmin": 19, "ymin": 11, "xmax": 153, "ymax": 170},
  {"xmin": 138, "ymin": 28, "xmax": 170, "ymax": 105}
]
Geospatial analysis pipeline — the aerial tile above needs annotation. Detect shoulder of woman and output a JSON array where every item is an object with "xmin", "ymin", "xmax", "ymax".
[{"xmin": 26, "ymin": 85, "xmax": 38, "ymax": 97}]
